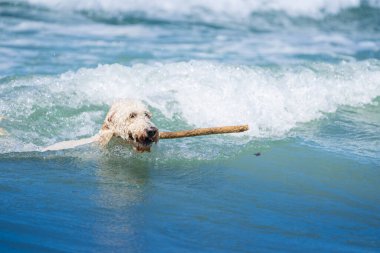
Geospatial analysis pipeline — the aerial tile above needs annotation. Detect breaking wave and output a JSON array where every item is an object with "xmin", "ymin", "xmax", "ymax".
[{"xmin": 1, "ymin": 60, "xmax": 379, "ymax": 155}]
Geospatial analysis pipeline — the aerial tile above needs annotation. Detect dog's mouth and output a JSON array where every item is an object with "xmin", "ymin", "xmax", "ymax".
[{"xmin": 128, "ymin": 130, "xmax": 159, "ymax": 152}]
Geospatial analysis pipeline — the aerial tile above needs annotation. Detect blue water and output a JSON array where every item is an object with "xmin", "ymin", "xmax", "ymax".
[{"xmin": 1, "ymin": 0, "xmax": 380, "ymax": 252}]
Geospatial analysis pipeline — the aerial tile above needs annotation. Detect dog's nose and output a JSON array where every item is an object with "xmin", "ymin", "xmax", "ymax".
[{"xmin": 147, "ymin": 127, "xmax": 158, "ymax": 137}]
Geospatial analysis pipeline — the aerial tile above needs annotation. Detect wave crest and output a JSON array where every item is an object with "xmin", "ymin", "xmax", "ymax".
[{"xmin": 1, "ymin": 60, "xmax": 380, "ymax": 150}]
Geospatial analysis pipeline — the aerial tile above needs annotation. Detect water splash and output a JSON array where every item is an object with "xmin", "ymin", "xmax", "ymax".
[{"xmin": 1, "ymin": 60, "xmax": 379, "ymax": 155}]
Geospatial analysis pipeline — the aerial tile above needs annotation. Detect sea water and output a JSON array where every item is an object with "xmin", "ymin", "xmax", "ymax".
[{"xmin": 0, "ymin": 0, "xmax": 380, "ymax": 252}]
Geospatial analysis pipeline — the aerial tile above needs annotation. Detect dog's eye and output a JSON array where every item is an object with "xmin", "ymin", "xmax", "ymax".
[
  {"xmin": 144, "ymin": 112, "xmax": 151, "ymax": 119},
  {"xmin": 129, "ymin": 112, "xmax": 137, "ymax": 119}
]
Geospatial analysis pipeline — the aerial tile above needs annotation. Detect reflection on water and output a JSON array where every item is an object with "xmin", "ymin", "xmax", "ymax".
[
  {"xmin": 96, "ymin": 156, "xmax": 150, "ymax": 209},
  {"xmin": 91, "ymin": 155, "xmax": 151, "ymax": 251}
]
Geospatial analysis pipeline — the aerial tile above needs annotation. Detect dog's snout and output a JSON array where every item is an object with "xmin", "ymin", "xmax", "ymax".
[{"xmin": 147, "ymin": 127, "xmax": 158, "ymax": 137}]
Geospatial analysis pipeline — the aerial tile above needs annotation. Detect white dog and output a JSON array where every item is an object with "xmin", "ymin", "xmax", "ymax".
[{"xmin": 43, "ymin": 99, "xmax": 159, "ymax": 152}]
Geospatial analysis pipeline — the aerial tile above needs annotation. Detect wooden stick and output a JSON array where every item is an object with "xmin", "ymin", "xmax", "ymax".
[{"xmin": 159, "ymin": 125, "xmax": 249, "ymax": 139}]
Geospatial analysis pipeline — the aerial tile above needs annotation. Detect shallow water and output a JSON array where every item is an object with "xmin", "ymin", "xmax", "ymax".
[{"xmin": 1, "ymin": 0, "xmax": 380, "ymax": 252}]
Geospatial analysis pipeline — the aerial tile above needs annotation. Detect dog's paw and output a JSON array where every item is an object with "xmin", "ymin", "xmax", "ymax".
[{"xmin": 98, "ymin": 130, "xmax": 113, "ymax": 147}]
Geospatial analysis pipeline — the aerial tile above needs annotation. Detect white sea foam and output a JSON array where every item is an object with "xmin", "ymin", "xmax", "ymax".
[
  {"xmin": 1, "ymin": 60, "xmax": 380, "ymax": 152},
  {"xmin": 24, "ymin": 0, "xmax": 379, "ymax": 18}
]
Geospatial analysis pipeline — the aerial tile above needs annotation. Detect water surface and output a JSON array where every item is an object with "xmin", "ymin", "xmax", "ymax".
[{"xmin": 1, "ymin": 0, "xmax": 380, "ymax": 252}]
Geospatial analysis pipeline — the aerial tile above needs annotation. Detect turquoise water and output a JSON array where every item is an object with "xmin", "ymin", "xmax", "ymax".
[{"xmin": 1, "ymin": 0, "xmax": 380, "ymax": 252}]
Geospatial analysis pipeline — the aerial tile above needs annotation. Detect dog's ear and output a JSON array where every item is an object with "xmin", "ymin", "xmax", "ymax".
[
  {"xmin": 107, "ymin": 112, "xmax": 115, "ymax": 122},
  {"xmin": 101, "ymin": 111, "xmax": 116, "ymax": 131},
  {"xmin": 98, "ymin": 130, "xmax": 113, "ymax": 147},
  {"xmin": 101, "ymin": 123, "xmax": 109, "ymax": 130}
]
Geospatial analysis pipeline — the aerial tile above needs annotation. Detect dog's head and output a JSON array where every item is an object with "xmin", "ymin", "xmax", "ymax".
[{"xmin": 104, "ymin": 100, "xmax": 159, "ymax": 152}]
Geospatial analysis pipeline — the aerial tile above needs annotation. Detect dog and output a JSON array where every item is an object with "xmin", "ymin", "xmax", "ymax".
[
  {"xmin": 98, "ymin": 99, "xmax": 159, "ymax": 152},
  {"xmin": 42, "ymin": 99, "xmax": 159, "ymax": 152}
]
